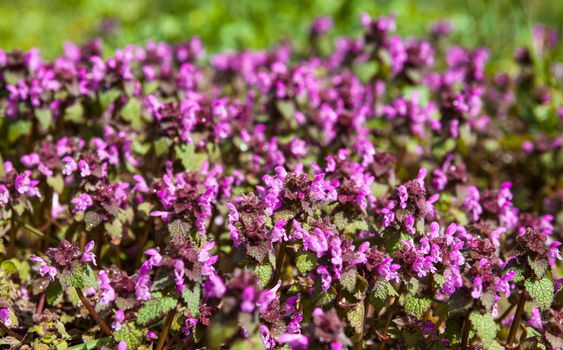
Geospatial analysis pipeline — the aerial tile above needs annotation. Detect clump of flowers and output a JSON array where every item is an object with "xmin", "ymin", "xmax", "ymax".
[{"xmin": 0, "ymin": 13, "xmax": 561, "ymax": 350}]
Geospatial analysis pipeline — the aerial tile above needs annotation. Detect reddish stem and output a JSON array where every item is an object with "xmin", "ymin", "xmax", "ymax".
[
  {"xmin": 507, "ymin": 290, "xmax": 526, "ymax": 347},
  {"xmin": 76, "ymin": 288, "xmax": 113, "ymax": 336},
  {"xmin": 36, "ymin": 293, "xmax": 46, "ymax": 319}
]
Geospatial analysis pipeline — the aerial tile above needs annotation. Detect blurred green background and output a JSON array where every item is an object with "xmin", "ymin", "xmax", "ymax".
[{"xmin": 0, "ymin": 0, "xmax": 561, "ymax": 62}]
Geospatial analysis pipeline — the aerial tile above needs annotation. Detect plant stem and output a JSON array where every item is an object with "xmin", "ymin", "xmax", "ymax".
[
  {"xmin": 76, "ymin": 288, "xmax": 113, "ymax": 336},
  {"xmin": 156, "ymin": 309, "xmax": 176, "ymax": 350},
  {"xmin": 22, "ymin": 223, "xmax": 59, "ymax": 244},
  {"xmin": 495, "ymin": 302, "xmax": 516, "ymax": 323},
  {"xmin": 0, "ymin": 322, "xmax": 23, "ymax": 341},
  {"xmin": 461, "ymin": 312, "xmax": 471, "ymax": 350},
  {"xmin": 378, "ymin": 282, "xmax": 404, "ymax": 350},
  {"xmin": 36, "ymin": 293, "xmax": 46, "ymax": 319},
  {"xmin": 353, "ymin": 295, "xmax": 370, "ymax": 350},
  {"xmin": 507, "ymin": 290, "xmax": 526, "ymax": 347},
  {"xmin": 270, "ymin": 240, "xmax": 287, "ymax": 287}
]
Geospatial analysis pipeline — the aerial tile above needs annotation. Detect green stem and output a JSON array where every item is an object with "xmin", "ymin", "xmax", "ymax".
[{"xmin": 22, "ymin": 223, "xmax": 59, "ymax": 244}]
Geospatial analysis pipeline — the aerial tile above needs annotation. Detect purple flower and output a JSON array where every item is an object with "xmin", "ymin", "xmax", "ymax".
[
  {"xmin": 198, "ymin": 242, "xmax": 218, "ymax": 276},
  {"xmin": 0, "ymin": 308, "xmax": 11, "ymax": 327},
  {"xmin": 397, "ymin": 185, "xmax": 408, "ymax": 209},
  {"xmin": 442, "ymin": 266, "xmax": 463, "ymax": 295},
  {"xmin": 146, "ymin": 330, "xmax": 158, "ymax": 340},
  {"xmin": 204, "ymin": 274, "xmax": 226, "ymax": 298},
  {"xmin": 241, "ymin": 285, "xmax": 257, "ymax": 313},
  {"xmin": 278, "ymin": 333, "xmax": 309, "ymax": 350},
  {"xmin": 30, "ymin": 255, "xmax": 57, "ymax": 280},
  {"xmin": 463, "ymin": 186, "xmax": 482, "ymax": 221},
  {"xmin": 98, "ymin": 270, "xmax": 115, "ymax": 304},
  {"xmin": 61, "ymin": 156, "xmax": 77, "ymax": 175},
  {"xmin": 78, "ymin": 160, "xmax": 91, "ymax": 177},
  {"xmin": 304, "ymin": 228, "xmax": 330, "ymax": 257},
  {"xmin": 260, "ymin": 325, "xmax": 276, "ymax": 348},
  {"xmin": 494, "ymin": 271, "xmax": 516, "ymax": 297},
  {"xmin": 80, "ymin": 240, "xmax": 97, "ymax": 266},
  {"xmin": 135, "ymin": 273, "xmax": 152, "ymax": 301},
  {"xmin": 173, "ymin": 259, "xmax": 185, "ymax": 292},
  {"xmin": 377, "ymin": 257, "xmax": 401, "ymax": 283},
  {"xmin": 289, "ymin": 137, "xmax": 308, "ymax": 157},
  {"xmin": 257, "ymin": 280, "xmax": 281, "ymax": 313},
  {"xmin": 145, "ymin": 248, "xmax": 162, "ymax": 268},
  {"xmin": 311, "ymin": 16, "xmax": 333, "ymax": 36},
  {"xmin": 526, "ymin": 307, "xmax": 543, "ymax": 331},
  {"xmin": 547, "ymin": 241, "xmax": 562, "ymax": 265},
  {"xmin": 471, "ymin": 277, "xmax": 483, "ymax": 299},
  {"xmin": 226, "ymin": 203, "xmax": 242, "ymax": 247},
  {"xmin": 412, "ymin": 256, "xmax": 437, "ymax": 278},
  {"xmin": 182, "ymin": 317, "xmax": 198, "ymax": 336},
  {"xmin": 15, "ymin": 171, "xmax": 41, "ymax": 198},
  {"xmin": 317, "ymin": 265, "xmax": 332, "ymax": 291},
  {"xmin": 271, "ymin": 220, "xmax": 288, "ymax": 243},
  {"xmin": 112, "ymin": 309, "xmax": 125, "ymax": 330},
  {"xmin": 71, "ymin": 193, "xmax": 93, "ymax": 212},
  {"xmin": 0, "ymin": 185, "xmax": 10, "ymax": 206},
  {"xmin": 404, "ymin": 215, "xmax": 415, "ymax": 234},
  {"xmin": 117, "ymin": 341, "xmax": 127, "ymax": 350},
  {"xmin": 310, "ymin": 174, "xmax": 338, "ymax": 202}
]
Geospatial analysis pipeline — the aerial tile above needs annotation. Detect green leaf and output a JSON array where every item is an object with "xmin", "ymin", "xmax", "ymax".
[
  {"xmin": 136, "ymin": 296, "xmax": 178, "ymax": 325},
  {"xmin": 353, "ymin": 274, "xmax": 369, "ymax": 300},
  {"xmin": 371, "ymin": 280, "xmax": 397, "ymax": 301},
  {"xmin": 208, "ymin": 318, "xmax": 238, "ymax": 349},
  {"xmin": 121, "ymin": 98, "xmax": 142, "ymax": 128},
  {"xmin": 345, "ymin": 219, "xmax": 369, "ymax": 234},
  {"xmin": 340, "ymin": 269, "xmax": 357, "ymax": 293},
  {"xmin": 347, "ymin": 302, "xmax": 364, "ymax": 334},
  {"xmin": 64, "ymin": 103, "xmax": 84, "ymax": 123},
  {"xmin": 113, "ymin": 322, "xmax": 142, "ymax": 350},
  {"xmin": 7, "ymin": 120, "xmax": 32, "ymax": 143},
  {"xmin": 254, "ymin": 264, "xmax": 273, "ymax": 288},
  {"xmin": 168, "ymin": 219, "xmax": 191, "ymax": 237},
  {"xmin": 384, "ymin": 230, "xmax": 411, "ymax": 253},
  {"xmin": 65, "ymin": 337, "xmax": 111, "ymax": 350},
  {"xmin": 84, "ymin": 211, "xmax": 102, "ymax": 231},
  {"xmin": 525, "ymin": 277, "xmax": 554, "ymax": 311},
  {"xmin": 46, "ymin": 280, "xmax": 64, "ymax": 305},
  {"xmin": 0, "ymin": 259, "xmax": 19, "ymax": 274},
  {"xmin": 403, "ymin": 295, "xmax": 431, "ymax": 319},
  {"xmin": 182, "ymin": 285, "xmax": 201, "ymax": 317},
  {"xmin": 175, "ymin": 143, "xmax": 207, "ymax": 172},
  {"xmin": 295, "ymin": 251, "xmax": 316, "ymax": 273},
  {"xmin": 231, "ymin": 333, "xmax": 266, "ymax": 350},
  {"xmin": 104, "ymin": 218, "xmax": 123, "ymax": 241},
  {"xmin": 444, "ymin": 318, "xmax": 463, "ymax": 346},
  {"xmin": 35, "ymin": 108, "xmax": 52, "ymax": 130},
  {"xmin": 58, "ymin": 262, "xmax": 97, "ymax": 289},
  {"xmin": 313, "ymin": 287, "xmax": 336, "ymax": 306},
  {"xmin": 469, "ymin": 311, "xmax": 497, "ymax": 343},
  {"xmin": 485, "ymin": 341, "xmax": 505, "ymax": 350},
  {"xmin": 333, "ymin": 212, "xmax": 349, "ymax": 231},
  {"xmin": 527, "ymin": 257, "xmax": 548, "ymax": 279},
  {"xmin": 154, "ymin": 137, "xmax": 173, "ymax": 157},
  {"xmin": 448, "ymin": 288, "xmax": 473, "ymax": 317},
  {"xmin": 47, "ymin": 175, "xmax": 64, "ymax": 194},
  {"xmin": 276, "ymin": 100, "xmax": 295, "ymax": 120}
]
